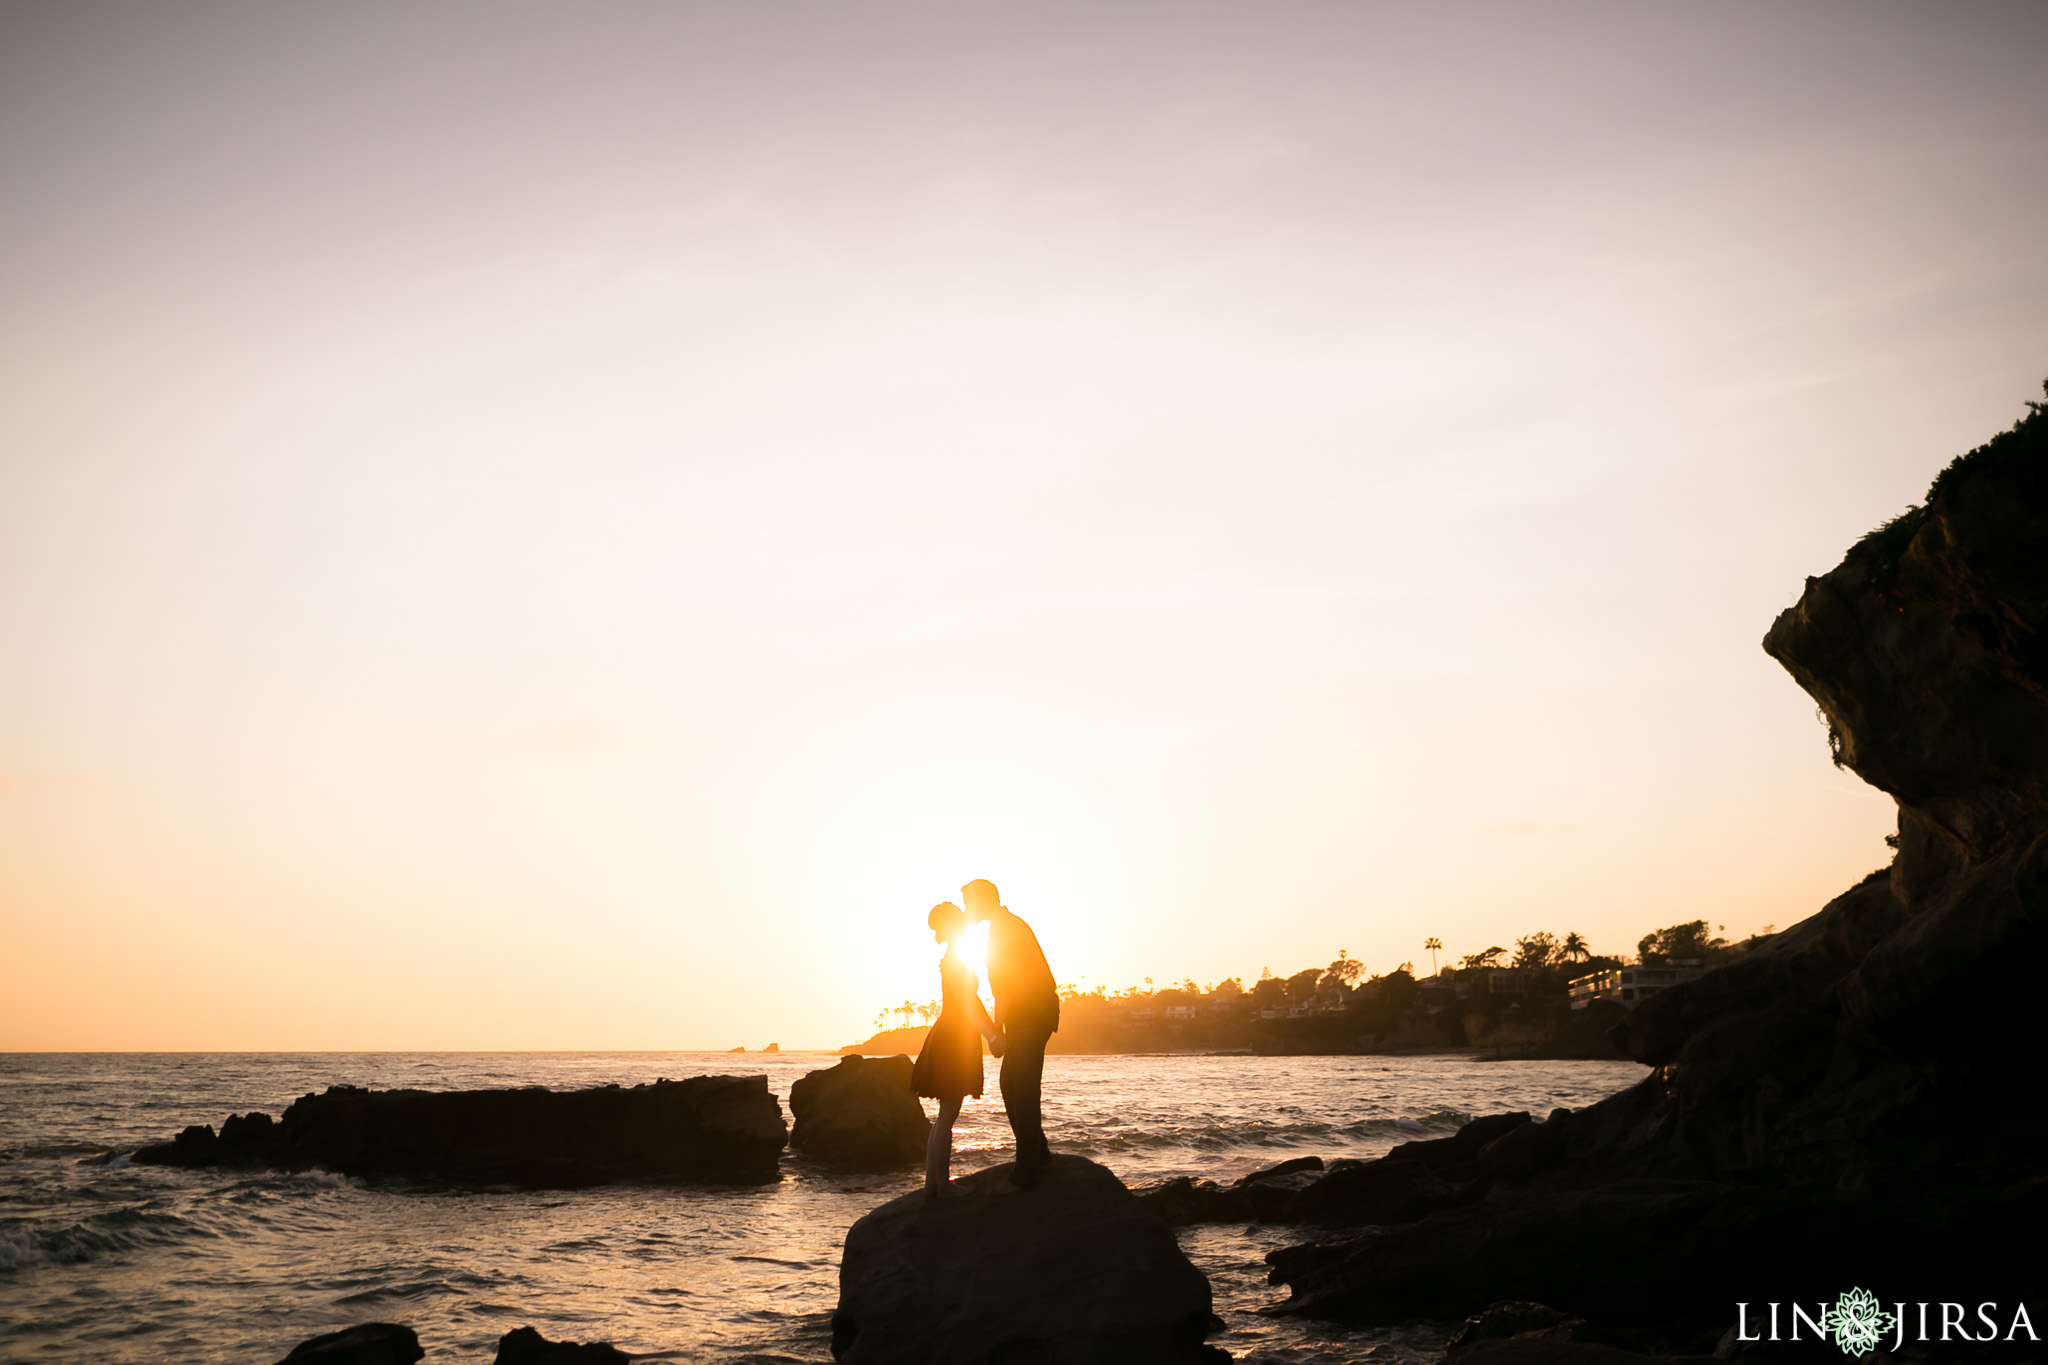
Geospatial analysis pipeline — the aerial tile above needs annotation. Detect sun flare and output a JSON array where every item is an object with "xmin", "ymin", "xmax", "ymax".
[{"xmin": 953, "ymin": 919, "xmax": 990, "ymax": 981}]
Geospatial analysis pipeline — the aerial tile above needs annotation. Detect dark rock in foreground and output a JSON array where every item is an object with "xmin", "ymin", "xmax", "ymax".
[
  {"xmin": 1444, "ymin": 1301, "xmax": 1593, "ymax": 1355},
  {"xmin": 1137, "ymin": 1129, "xmax": 1491, "ymax": 1231},
  {"xmin": 1447, "ymin": 1342, "xmax": 1696, "ymax": 1365},
  {"xmin": 1135, "ymin": 1154, "xmax": 1327, "ymax": 1227},
  {"xmin": 1264, "ymin": 389, "xmax": 2048, "ymax": 1335},
  {"xmin": 1287, "ymin": 1146, "xmax": 1466, "ymax": 1227},
  {"xmin": 274, "ymin": 1322, "xmax": 423, "ymax": 1365},
  {"xmin": 1437, "ymin": 1301, "xmax": 1716, "ymax": 1365},
  {"xmin": 494, "ymin": 1325, "xmax": 630, "ymax": 1364},
  {"xmin": 833, "ymin": 1154, "xmax": 1228, "ymax": 1365},
  {"xmin": 790, "ymin": 1053, "xmax": 930, "ymax": 1166},
  {"xmin": 1134, "ymin": 1172, "xmax": 1253, "ymax": 1227},
  {"xmin": 136, "ymin": 1076, "xmax": 787, "ymax": 1187},
  {"xmin": 273, "ymin": 1322, "xmax": 631, "ymax": 1365}
]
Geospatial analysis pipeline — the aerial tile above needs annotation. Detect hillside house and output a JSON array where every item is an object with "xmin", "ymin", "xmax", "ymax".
[{"xmin": 1568, "ymin": 963, "xmax": 1705, "ymax": 1009}]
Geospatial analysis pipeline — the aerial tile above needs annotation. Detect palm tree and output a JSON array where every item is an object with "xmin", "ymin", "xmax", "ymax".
[
  {"xmin": 1560, "ymin": 931, "xmax": 1590, "ymax": 963},
  {"xmin": 1423, "ymin": 937, "xmax": 1442, "ymax": 976}
]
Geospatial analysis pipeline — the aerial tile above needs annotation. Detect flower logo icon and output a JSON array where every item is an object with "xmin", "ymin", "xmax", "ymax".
[{"xmin": 1825, "ymin": 1287, "xmax": 1896, "ymax": 1358}]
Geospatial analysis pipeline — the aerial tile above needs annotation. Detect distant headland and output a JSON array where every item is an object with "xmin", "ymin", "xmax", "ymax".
[{"xmin": 842, "ymin": 917, "xmax": 1779, "ymax": 1058}]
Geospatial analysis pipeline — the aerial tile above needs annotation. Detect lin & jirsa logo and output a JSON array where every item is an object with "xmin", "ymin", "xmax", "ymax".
[{"xmin": 1735, "ymin": 1289, "xmax": 2037, "ymax": 1356}]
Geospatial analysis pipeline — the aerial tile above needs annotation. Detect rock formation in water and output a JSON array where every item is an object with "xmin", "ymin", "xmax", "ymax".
[
  {"xmin": 273, "ymin": 1322, "xmax": 423, "ymax": 1365},
  {"xmin": 1265, "ymin": 386, "xmax": 2048, "ymax": 1341},
  {"xmin": 492, "ymin": 1325, "xmax": 630, "ymax": 1364},
  {"xmin": 270, "ymin": 1323, "xmax": 627, "ymax": 1364},
  {"xmin": 790, "ymin": 1053, "xmax": 931, "ymax": 1166},
  {"xmin": 1136, "ymin": 1154, "xmax": 1329, "ymax": 1226},
  {"xmin": 135, "ymin": 1075, "xmax": 787, "ymax": 1187},
  {"xmin": 832, "ymin": 1154, "xmax": 1229, "ymax": 1365}
]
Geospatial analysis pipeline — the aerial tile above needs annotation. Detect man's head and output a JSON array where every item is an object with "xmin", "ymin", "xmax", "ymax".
[{"xmin": 961, "ymin": 879, "xmax": 1001, "ymax": 923}]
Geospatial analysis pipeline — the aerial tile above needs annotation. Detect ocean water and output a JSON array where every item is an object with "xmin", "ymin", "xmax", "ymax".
[{"xmin": 0, "ymin": 1052, "xmax": 1648, "ymax": 1363}]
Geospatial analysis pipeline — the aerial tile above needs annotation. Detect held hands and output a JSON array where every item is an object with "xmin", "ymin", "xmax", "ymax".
[{"xmin": 988, "ymin": 1030, "xmax": 1007, "ymax": 1059}]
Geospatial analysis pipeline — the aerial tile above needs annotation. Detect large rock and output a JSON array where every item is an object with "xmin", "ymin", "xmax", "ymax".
[
  {"xmin": 790, "ymin": 1054, "xmax": 930, "ymax": 1166},
  {"xmin": 135, "ymin": 1076, "xmax": 787, "ymax": 1186},
  {"xmin": 1266, "ymin": 387, "xmax": 2048, "ymax": 1333},
  {"xmin": 1285, "ymin": 1151, "xmax": 1463, "ymax": 1228},
  {"xmin": 493, "ymin": 1325, "xmax": 630, "ymax": 1364},
  {"xmin": 832, "ymin": 1154, "xmax": 1228, "ymax": 1364},
  {"xmin": 1137, "ymin": 1141, "xmax": 1480, "ymax": 1231},
  {"xmin": 1134, "ymin": 1155, "xmax": 1326, "ymax": 1227},
  {"xmin": 274, "ymin": 1323, "xmax": 423, "ymax": 1365},
  {"xmin": 1438, "ymin": 1301, "xmax": 1715, "ymax": 1365}
]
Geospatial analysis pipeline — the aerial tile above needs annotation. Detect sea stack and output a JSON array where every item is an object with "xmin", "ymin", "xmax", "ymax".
[
  {"xmin": 831, "ymin": 1155, "xmax": 1229, "ymax": 1364},
  {"xmin": 790, "ymin": 1053, "xmax": 930, "ymax": 1166}
]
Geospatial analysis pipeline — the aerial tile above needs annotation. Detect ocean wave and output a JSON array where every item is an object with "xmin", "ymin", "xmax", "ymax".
[
  {"xmin": 334, "ymin": 1276, "xmax": 470, "ymax": 1306},
  {"xmin": 220, "ymin": 1168, "xmax": 362, "ymax": 1201},
  {"xmin": 1059, "ymin": 1109, "xmax": 1469, "ymax": 1154},
  {"xmin": 0, "ymin": 1142, "xmax": 112, "ymax": 1162},
  {"xmin": 0, "ymin": 1206, "xmax": 215, "ymax": 1272}
]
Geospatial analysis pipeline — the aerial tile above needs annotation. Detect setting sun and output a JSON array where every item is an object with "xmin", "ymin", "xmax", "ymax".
[{"xmin": 955, "ymin": 918, "xmax": 990, "ymax": 981}]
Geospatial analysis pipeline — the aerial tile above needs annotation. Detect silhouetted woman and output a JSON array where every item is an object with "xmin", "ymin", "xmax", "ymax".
[{"xmin": 911, "ymin": 901, "xmax": 1005, "ymax": 1197}]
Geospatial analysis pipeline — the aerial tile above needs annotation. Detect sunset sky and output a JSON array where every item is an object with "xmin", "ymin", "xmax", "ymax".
[{"xmin": 3, "ymin": 2, "xmax": 2045, "ymax": 1050}]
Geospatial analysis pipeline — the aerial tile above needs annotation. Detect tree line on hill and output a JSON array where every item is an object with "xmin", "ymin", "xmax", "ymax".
[{"xmin": 854, "ymin": 918, "xmax": 1773, "ymax": 1057}]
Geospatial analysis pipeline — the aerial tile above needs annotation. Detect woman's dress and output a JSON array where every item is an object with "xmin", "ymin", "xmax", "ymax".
[{"xmin": 911, "ymin": 948, "xmax": 985, "ymax": 1100}]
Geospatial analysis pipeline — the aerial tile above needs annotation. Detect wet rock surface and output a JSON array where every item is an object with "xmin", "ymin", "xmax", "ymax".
[
  {"xmin": 833, "ymin": 1153, "xmax": 1228, "ymax": 1365},
  {"xmin": 274, "ymin": 1322, "xmax": 424, "ymax": 1365},
  {"xmin": 1265, "ymin": 390, "xmax": 2048, "ymax": 1335},
  {"xmin": 135, "ymin": 1076, "xmax": 788, "ymax": 1187},
  {"xmin": 492, "ymin": 1325, "xmax": 630, "ymax": 1363},
  {"xmin": 271, "ymin": 1323, "xmax": 627, "ymax": 1365},
  {"xmin": 790, "ymin": 1053, "xmax": 930, "ymax": 1166},
  {"xmin": 1136, "ymin": 1120, "xmax": 1530, "ymax": 1232},
  {"xmin": 1286, "ymin": 1151, "xmax": 1465, "ymax": 1228},
  {"xmin": 1435, "ymin": 1300, "xmax": 1721, "ymax": 1365},
  {"xmin": 1134, "ymin": 1154, "xmax": 1329, "ymax": 1227}
]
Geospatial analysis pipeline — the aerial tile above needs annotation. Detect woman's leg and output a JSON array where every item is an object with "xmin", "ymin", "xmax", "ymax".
[{"xmin": 924, "ymin": 1095, "xmax": 964, "ymax": 1197}]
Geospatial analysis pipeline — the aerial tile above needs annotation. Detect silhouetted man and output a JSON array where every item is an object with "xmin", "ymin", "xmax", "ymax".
[{"xmin": 962, "ymin": 878, "xmax": 1059, "ymax": 1187}]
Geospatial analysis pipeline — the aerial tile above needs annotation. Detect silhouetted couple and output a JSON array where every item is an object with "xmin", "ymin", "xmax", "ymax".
[{"xmin": 911, "ymin": 878, "xmax": 1059, "ymax": 1197}]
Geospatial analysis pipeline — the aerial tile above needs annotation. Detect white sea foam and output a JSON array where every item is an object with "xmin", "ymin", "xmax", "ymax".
[
  {"xmin": 0, "ymin": 1208, "xmax": 214, "ymax": 1274},
  {"xmin": 0, "ymin": 1229, "xmax": 41, "ymax": 1272},
  {"xmin": 1065, "ymin": 1108, "xmax": 1468, "ymax": 1156}
]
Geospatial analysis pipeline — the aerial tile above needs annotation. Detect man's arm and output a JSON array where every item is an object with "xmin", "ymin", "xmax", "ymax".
[{"xmin": 966, "ymin": 987, "xmax": 1006, "ymax": 1056}]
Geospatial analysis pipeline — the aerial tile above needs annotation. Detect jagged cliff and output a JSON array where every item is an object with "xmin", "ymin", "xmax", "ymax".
[{"xmin": 1265, "ymin": 385, "xmax": 2048, "ymax": 1345}]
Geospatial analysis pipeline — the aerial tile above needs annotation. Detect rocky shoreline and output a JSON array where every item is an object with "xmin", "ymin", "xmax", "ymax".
[{"xmin": 1242, "ymin": 388, "xmax": 2048, "ymax": 1354}]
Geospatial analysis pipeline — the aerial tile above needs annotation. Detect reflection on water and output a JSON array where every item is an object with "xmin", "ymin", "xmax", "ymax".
[{"xmin": 0, "ymin": 1052, "xmax": 1646, "ymax": 1362}]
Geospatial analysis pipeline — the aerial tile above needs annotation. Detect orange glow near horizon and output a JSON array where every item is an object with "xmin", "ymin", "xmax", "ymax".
[{"xmin": 3, "ymin": 3, "xmax": 2045, "ymax": 1050}]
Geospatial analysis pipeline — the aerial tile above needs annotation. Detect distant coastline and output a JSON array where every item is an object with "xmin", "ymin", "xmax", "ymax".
[
  {"xmin": 847, "ymin": 919, "xmax": 1769, "ymax": 1061},
  {"xmin": 839, "ymin": 1029, "xmax": 1507, "ymax": 1060}
]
